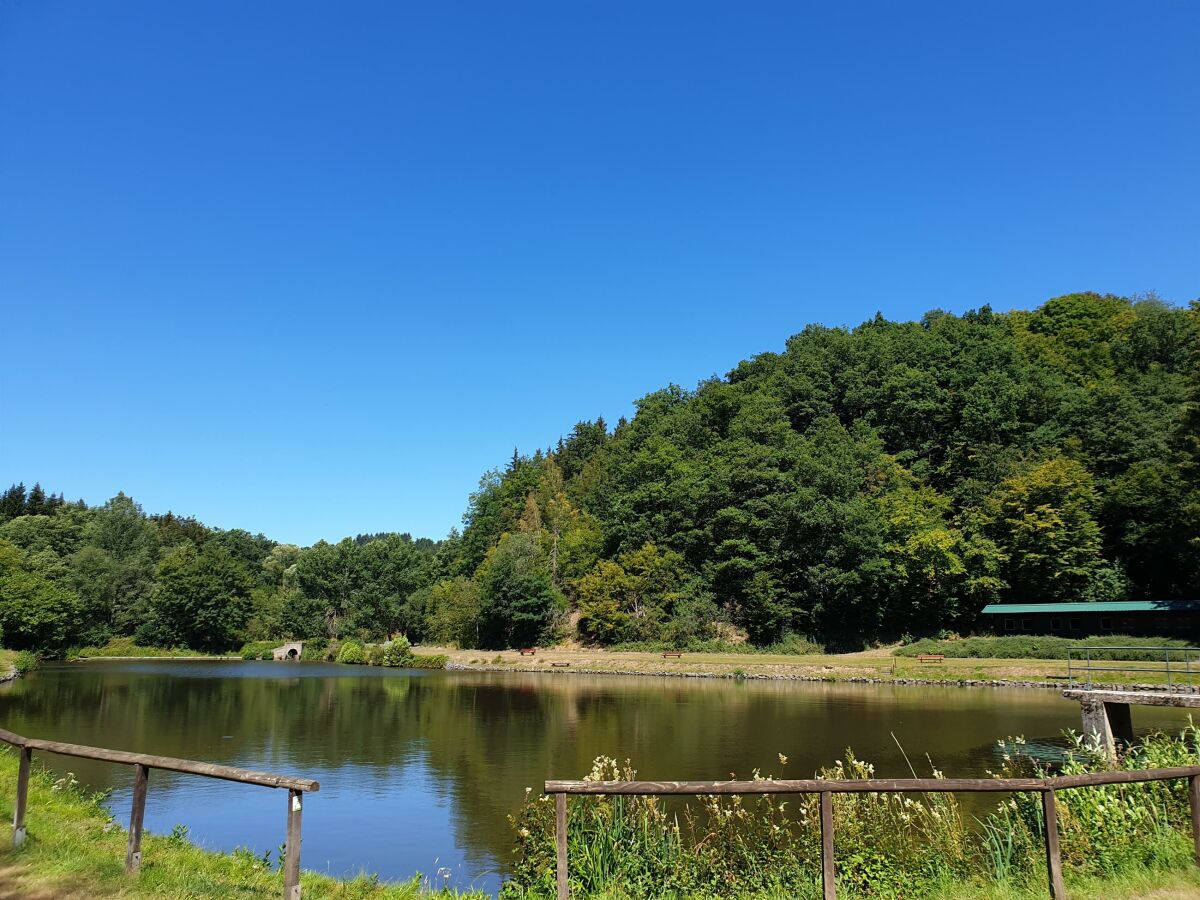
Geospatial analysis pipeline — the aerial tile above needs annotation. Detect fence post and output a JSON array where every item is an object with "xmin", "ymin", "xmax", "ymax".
[
  {"xmin": 12, "ymin": 745, "xmax": 32, "ymax": 847},
  {"xmin": 284, "ymin": 788, "xmax": 303, "ymax": 900},
  {"xmin": 820, "ymin": 790, "xmax": 836, "ymax": 900},
  {"xmin": 125, "ymin": 764, "xmax": 150, "ymax": 874},
  {"xmin": 1190, "ymin": 775, "xmax": 1200, "ymax": 866},
  {"xmin": 1042, "ymin": 790, "xmax": 1065, "ymax": 900},
  {"xmin": 555, "ymin": 792, "xmax": 568, "ymax": 900}
]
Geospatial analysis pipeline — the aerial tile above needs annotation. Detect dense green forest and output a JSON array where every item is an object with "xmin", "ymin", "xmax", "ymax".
[{"xmin": 2, "ymin": 292, "xmax": 1197, "ymax": 655}]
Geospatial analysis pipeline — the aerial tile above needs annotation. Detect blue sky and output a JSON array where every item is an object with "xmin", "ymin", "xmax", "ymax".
[{"xmin": 1, "ymin": 1, "xmax": 1197, "ymax": 546}]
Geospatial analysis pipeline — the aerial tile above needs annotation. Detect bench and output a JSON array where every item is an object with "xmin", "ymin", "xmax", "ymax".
[
  {"xmin": 518, "ymin": 648, "xmax": 537, "ymax": 656},
  {"xmin": 917, "ymin": 654, "xmax": 945, "ymax": 663},
  {"xmin": 550, "ymin": 662, "xmax": 570, "ymax": 668},
  {"xmin": 662, "ymin": 651, "xmax": 683, "ymax": 658}
]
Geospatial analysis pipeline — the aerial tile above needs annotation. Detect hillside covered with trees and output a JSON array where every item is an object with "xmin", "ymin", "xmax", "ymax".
[{"xmin": 2, "ymin": 292, "xmax": 1197, "ymax": 654}]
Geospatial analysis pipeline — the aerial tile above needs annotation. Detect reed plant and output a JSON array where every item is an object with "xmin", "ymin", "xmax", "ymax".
[{"xmin": 503, "ymin": 726, "xmax": 1200, "ymax": 899}]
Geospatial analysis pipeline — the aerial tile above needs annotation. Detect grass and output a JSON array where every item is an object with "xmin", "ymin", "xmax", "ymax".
[
  {"xmin": 72, "ymin": 637, "xmax": 239, "ymax": 660},
  {"xmin": 502, "ymin": 728, "xmax": 1200, "ymax": 899},
  {"xmin": 570, "ymin": 869, "xmax": 1200, "ymax": 898},
  {"xmin": 557, "ymin": 868, "xmax": 1200, "ymax": 899},
  {"xmin": 898, "ymin": 635, "xmax": 1197, "ymax": 662},
  {"xmin": 0, "ymin": 748, "xmax": 484, "ymax": 899},
  {"xmin": 1, "ymin": 721, "xmax": 1199, "ymax": 899},
  {"xmin": 423, "ymin": 637, "xmax": 1200, "ymax": 688}
]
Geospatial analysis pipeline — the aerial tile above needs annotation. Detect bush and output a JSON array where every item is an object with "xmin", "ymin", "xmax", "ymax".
[
  {"xmin": 606, "ymin": 635, "xmax": 825, "ymax": 655},
  {"xmin": 12, "ymin": 650, "xmax": 38, "ymax": 675},
  {"xmin": 299, "ymin": 637, "xmax": 328, "ymax": 661},
  {"xmin": 763, "ymin": 632, "xmax": 825, "ymax": 655},
  {"xmin": 239, "ymin": 640, "xmax": 280, "ymax": 660},
  {"xmin": 896, "ymin": 634, "xmax": 1194, "ymax": 661},
  {"xmin": 408, "ymin": 653, "xmax": 447, "ymax": 669},
  {"xmin": 336, "ymin": 640, "xmax": 366, "ymax": 665},
  {"xmin": 381, "ymin": 636, "xmax": 412, "ymax": 667}
]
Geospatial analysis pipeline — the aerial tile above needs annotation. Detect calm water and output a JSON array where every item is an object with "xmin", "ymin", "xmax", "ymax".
[{"xmin": 0, "ymin": 661, "xmax": 1194, "ymax": 894}]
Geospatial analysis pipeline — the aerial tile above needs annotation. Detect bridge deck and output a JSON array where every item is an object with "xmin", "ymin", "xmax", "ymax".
[{"xmin": 1062, "ymin": 689, "xmax": 1200, "ymax": 708}]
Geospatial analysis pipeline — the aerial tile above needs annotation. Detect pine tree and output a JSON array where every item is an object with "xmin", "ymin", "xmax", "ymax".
[
  {"xmin": 0, "ymin": 483, "xmax": 26, "ymax": 523},
  {"xmin": 25, "ymin": 483, "xmax": 46, "ymax": 516}
]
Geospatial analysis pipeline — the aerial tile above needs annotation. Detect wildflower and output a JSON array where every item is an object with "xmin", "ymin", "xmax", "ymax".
[{"xmin": 778, "ymin": 753, "xmax": 788, "ymax": 766}]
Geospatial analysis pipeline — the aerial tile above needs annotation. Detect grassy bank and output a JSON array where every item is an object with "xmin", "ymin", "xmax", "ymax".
[
  {"xmin": 897, "ymin": 635, "xmax": 1196, "ymax": 661},
  {"xmin": 0, "ymin": 747, "xmax": 483, "ymax": 899},
  {"xmin": 72, "ymin": 638, "xmax": 238, "ymax": 660},
  {"xmin": 0, "ymin": 730, "xmax": 1198, "ymax": 898},
  {"xmin": 502, "ymin": 728, "xmax": 1200, "ymax": 899},
  {"xmin": 423, "ymin": 645, "xmax": 1111, "ymax": 686}
]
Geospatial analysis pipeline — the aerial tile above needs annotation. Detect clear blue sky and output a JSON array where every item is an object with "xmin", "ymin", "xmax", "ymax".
[{"xmin": 1, "ymin": 2, "xmax": 1197, "ymax": 546}]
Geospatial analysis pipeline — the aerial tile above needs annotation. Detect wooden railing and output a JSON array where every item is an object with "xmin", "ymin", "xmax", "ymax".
[
  {"xmin": 546, "ymin": 766, "xmax": 1200, "ymax": 900},
  {"xmin": 0, "ymin": 727, "xmax": 319, "ymax": 900}
]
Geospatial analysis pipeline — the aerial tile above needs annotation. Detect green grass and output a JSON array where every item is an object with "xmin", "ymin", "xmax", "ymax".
[
  {"xmin": 72, "ymin": 637, "xmax": 238, "ymax": 660},
  {"xmin": 0, "ymin": 747, "xmax": 484, "ymax": 898},
  {"xmin": 503, "ymin": 728, "xmax": 1200, "ymax": 899},
  {"xmin": 562, "ymin": 866, "xmax": 1200, "ymax": 899},
  {"xmin": 897, "ymin": 635, "xmax": 1196, "ymax": 661}
]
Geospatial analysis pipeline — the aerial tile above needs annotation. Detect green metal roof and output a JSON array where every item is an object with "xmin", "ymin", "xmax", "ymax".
[{"xmin": 980, "ymin": 600, "xmax": 1200, "ymax": 615}]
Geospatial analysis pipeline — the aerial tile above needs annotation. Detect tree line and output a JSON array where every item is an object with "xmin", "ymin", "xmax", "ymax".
[{"xmin": 2, "ymin": 291, "xmax": 1197, "ymax": 654}]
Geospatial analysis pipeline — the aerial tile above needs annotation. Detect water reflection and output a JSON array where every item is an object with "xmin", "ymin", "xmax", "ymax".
[{"xmin": 0, "ymin": 661, "xmax": 1193, "ymax": 894}]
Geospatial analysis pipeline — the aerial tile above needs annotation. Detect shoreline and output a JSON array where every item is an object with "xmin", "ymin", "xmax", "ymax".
[
  {"xmin": 73, "ymin": 655, "xmax": 241, "ymax": 661},
  {"xmin": 443, "ymin": 659, "xmax": 1067, "ymax": 690},
  {"xmin": 443, "ymin": 659, "xmax": 1199, "ymax": 695}
]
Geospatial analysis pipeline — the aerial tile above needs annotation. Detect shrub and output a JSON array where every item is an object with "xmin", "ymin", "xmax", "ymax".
[
  {"xmin": 381, "ymin": 636, "xmax": 412, "ymax": 667},
  {"xmin": 12, "ymin": 650, "xmax": 38, "ymax": 675},
  {"xmin": 408, "ymin": 653, "xmax": 447, "ymax": 669},
  {"xmin": 299, "ymin": 638, "xmax": 327, "ymax": 661},
  {"xmin": 763, "ymin": 632, "xmax": 825, "ymax": 655},
  {"xmin": 336, "ymin": 640, "xmax": 366, "ymax": 665},
  {"xmin": 239, "ymin": 640, "xmax": 280, "ymax": 660},
  {"xmin": 365, "ymin": 644, "xmax": 385, "ymax": 666},
  {"xmin": 896, "ymin": 634, "xmax": 1194, "ymax": 661}
]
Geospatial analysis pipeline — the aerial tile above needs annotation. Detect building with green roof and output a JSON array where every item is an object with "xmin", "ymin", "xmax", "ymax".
[{"xmin": 978, "ymin": 600, "xmax": 1200, "ymax": 638}]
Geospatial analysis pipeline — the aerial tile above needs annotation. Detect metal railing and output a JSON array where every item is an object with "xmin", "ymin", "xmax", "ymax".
[
  {"xmin": 1066, "ymin": 647, "xmax": 1200, "ymax": 691},
  {"xmin": 546, "ymin": 767, "xmax": 1200, "ymax": 900},
  {"xmin": 0, "ymin": 727, "xmax": 319, "ymax": 900}
]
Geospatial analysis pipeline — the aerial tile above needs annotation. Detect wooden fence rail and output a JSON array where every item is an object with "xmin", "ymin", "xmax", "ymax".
[
  {"xmin": 546, "ymin": 765, "xmax": 1200, "ymax": 900},
  {"xmin": 0, "ymin": 727, "xmax": 319, "ymax": 900}
]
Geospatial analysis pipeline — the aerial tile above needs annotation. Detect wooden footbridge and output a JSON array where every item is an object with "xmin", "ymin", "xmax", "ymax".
[{"xmin": 1062, "ymin": 646, "xmax": 1200, "ymax": 757}]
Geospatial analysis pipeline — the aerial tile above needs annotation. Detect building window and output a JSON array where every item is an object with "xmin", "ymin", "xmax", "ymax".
[
  {"xmin": 1022, "ymin": 618, "xmax": 1034, "ymax": 631},
  {"xmin": 1003, "ymin": 618, "xmax": 1016, "ymax": 632},
  {"xmin": 1100, "ymin": 617, "xmax": 1113, "ymax": 632},
  {"xmin": 1051, "ymin": 618, "xmax": 1062, "ymax": 631},
  {"xmin": 1070, "ymin": 618, "xmax": 1082, "ymax": 632}
]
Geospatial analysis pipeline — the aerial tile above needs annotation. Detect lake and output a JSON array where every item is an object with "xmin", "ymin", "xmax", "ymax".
[{"xmin": 0, "ymin": 661, "xmax": 1193, "ymax": 894}]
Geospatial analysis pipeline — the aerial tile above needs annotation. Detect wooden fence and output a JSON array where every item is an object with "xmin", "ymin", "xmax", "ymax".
[
  {"xmin": 546, "ymin": 766, "xmax": 1200, "ymax": 900},
  {"xmin": 0, "ymin": 727, "xmax": 319, "ymax": 900}
]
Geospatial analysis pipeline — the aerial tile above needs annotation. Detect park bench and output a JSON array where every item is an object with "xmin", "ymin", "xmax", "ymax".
[
  {"xmin": 550, "ymin": 662, "xmax": 570, "ymax": 668},
  {"xmin": 662, "ymin": 651, "xmax": 683, "ymax": 658},
  {"xmin": 917, "ymin": 654, "xmax": 945, "ymax": 663},
  {"xmin": 518, "ymin": 648, "xmax": 537, "ymax": 656}
]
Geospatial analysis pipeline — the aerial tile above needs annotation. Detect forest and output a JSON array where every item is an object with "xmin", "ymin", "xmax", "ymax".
[{"xmin": 1, "ymin": 291, "xmax": 1197, "ymax": 655}]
